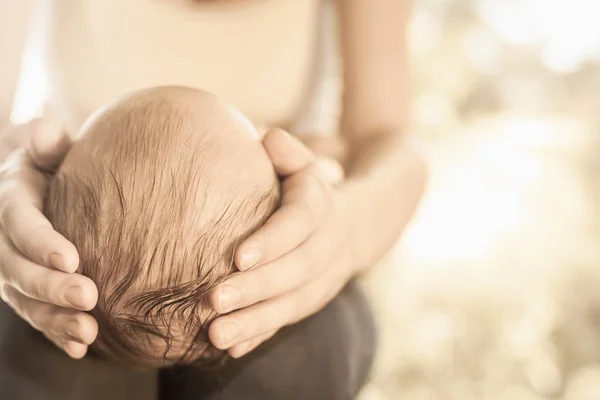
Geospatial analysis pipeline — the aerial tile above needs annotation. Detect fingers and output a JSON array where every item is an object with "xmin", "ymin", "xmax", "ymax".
[
  {"xmin": 210, "ymin": 262, "xmax": 348, "ymax": 352},
  {"xmin": 210, "ymin": 292, "xmax": 305, "ymax": 350},
  {"xmin": 0, "ymin": 237, "xmax": 97, "ymax": 310},
  {"xmin": 262, "ymin": 128, "xmax": 315, "ymax": 176},
  {"xmin": 236, "ymin": 129, "xmax": 341, "ymax": 271},
  {"xmin": 212, "ymin": 236, "xmax": 325, "ymax": 314},
  {"xmin": 63, "ymin": 341, "xmax": 89, "ymax": 359},
  {"xmin": 28, "ymin": 119, "xmax": 73, "ymax": 171},
  {"xmin": 0, "ymin": 202, "xmax": 79, "ymax": 272},
  {"xmin": 44, "ymin": 333, "xmax": 89, "ymax": 359},
  {"xmin": 0, "ymin": 119, "xmax": 88, "ymax": 359},
  {"xmin": 235, "ymin": 166, "xmax": 332, "ymax": 270},
  {"xmin": 0, "ymin": 144, "xmax": 79, "ymax": 272},
  {"xmin": 2, "ymin": 285, "xmax": 98, "ymax": 346},
  {"xmin": 2, "ymin": 281, "xmax": 97, "ymax": 359},
  {"xmin": 228, "ymin": 329, "xmax": 278, "ymax": 359}
]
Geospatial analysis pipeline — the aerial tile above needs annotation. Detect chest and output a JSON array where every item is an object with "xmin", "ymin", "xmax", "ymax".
[{"xmin": 42, "ymin": 0, "xmax": 321, "ymax": 132}]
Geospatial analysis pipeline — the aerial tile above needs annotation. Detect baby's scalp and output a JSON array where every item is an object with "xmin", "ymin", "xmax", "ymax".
[{"xmin": 45, "ymin": 86, "xmax": 280, "ymax": 368}]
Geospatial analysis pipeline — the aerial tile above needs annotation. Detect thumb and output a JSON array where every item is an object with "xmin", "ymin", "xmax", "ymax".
[
  {"xmin": 28, "ymin": 120, "xmax": 73, "ymax": 171},
  {"xmin": 262, "ymin": 128, "xmax": 315, "ymax": 176}
]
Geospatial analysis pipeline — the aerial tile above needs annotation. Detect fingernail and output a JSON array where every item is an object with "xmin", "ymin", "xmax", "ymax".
[
  {"xmin": 65, "ymin": 286, "xmax": 85, "ymax": 309},
  {"xmin": 219, "ymin": 321, "xmax": 241, "ymax": 345},
  {"xmin": 47, "ymin": 253, "xmax": 67, "ymax": 271},
  {"xmin": 239, "ymin": 248, "xmax": 262, "ymax": 270},
  {"xmin": 218, "ymin": 285, "xmax": 241, "ymax": 313}
]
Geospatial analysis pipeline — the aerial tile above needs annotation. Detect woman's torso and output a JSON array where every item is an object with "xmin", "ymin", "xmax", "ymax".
[{"xmin": 41, "ymin": 0, "xmax": 339, "ymax": 134}]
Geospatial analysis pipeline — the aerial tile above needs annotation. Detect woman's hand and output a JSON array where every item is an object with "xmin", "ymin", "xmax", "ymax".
[
  {"xmin": 209, "ymin": 129, "xmax": 355, "ymax": 358},
  {"xmin": 0, "ymin": 123, "xmax": 33, "ymax": 161},
  {"xmin": 0, "ymin": 120, "xmax": 98, "ymax": 358}
]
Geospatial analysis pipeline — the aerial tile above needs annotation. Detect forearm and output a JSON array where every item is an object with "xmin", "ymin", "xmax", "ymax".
[{"xmin": 340, "ymin": 131, "xmax": 427, "ymax": 273}]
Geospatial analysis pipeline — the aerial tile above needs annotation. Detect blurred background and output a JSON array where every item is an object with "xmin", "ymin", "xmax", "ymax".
[
  {"xmin": 12, "ymin": 0, "xmax": 600, "ymax": 399},
  {"xmin": 358, "ymin": 0, "xmax": 600, "ymax": 399}
]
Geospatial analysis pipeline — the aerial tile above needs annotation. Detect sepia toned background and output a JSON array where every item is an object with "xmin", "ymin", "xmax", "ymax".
[
  {"xmin": 359, "ymin": 0, "xmax": 600, "ymax": 399},
  {"xmin": 12, "ymin": 1, "xmax": 600, "ymax": 399}
]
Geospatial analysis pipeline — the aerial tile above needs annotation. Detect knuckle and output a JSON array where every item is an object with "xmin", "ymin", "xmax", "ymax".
[
  {"xmin": 66, "ymin": 316, "xmax": 83, "ymax": 339},
  {"xmin": 37, "ymin": 307, "xmax": 62, "ymax": 332},
  {"xmin": 71, "ymin": 314, "xmax": 86, "ymax": 328},
  {"xmin": 27, "ymin": 276, "xmax": 52, "ymax": 303},
  {"xmin": 30, "ymin": 278, "xmax": 46, "ymax": 300}
]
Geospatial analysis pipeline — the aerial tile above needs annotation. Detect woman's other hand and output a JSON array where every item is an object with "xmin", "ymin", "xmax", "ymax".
[
  {"xmin": 0, "ymin": 120, "xmax": 98, "ymax": 358},
  {"xmin": 209, "ymin": 128, "xmax": 355, "ymax": 358}
]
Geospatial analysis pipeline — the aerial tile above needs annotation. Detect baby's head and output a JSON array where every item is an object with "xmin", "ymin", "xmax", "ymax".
[{"xmin": 45, "ymin": 86, "xmax": 280, "ymax": 368}]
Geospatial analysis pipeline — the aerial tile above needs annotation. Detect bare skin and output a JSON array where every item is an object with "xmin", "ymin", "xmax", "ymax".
[{"xmin": 0, "ymin": 0, "xmax": 426, "ymax": 359}]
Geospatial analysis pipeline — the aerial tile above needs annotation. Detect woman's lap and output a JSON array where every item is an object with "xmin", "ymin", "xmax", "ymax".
[
  {"xmin": 0, "ymin": 300, "xmax": 157, "ymax": 400},
  {"xmin": 162, "ymin": 280, "xmax": 377, "ymax": 400},
  {"xmin": 0, "ymin": 280, "xmax": 376, "ymax": 400}
]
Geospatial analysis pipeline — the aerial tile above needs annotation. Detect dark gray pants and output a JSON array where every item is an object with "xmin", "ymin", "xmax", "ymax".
[{"xmin": 0, "ymin": 281, "xmax": 376, "ymax": 400}]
